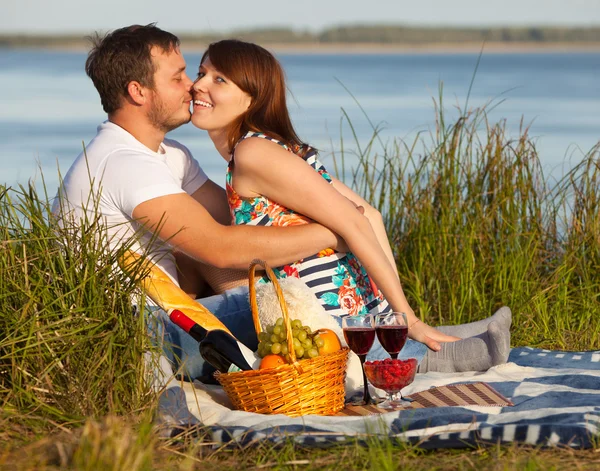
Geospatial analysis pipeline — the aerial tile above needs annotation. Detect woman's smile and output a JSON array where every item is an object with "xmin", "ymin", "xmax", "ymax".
[{"xmin": 193, "ymin": 99, "xmax": 213, "ymax": 109}]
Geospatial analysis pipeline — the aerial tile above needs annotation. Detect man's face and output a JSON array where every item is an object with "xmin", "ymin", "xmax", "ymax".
[{"xmin": 146, "ymin": 47, "xmax": 193, "ymax": 133}]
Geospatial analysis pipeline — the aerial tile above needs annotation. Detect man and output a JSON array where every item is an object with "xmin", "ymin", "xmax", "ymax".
[{"xmin": 55, "ymin": 24, "xmax": 510, "ymax": 383}]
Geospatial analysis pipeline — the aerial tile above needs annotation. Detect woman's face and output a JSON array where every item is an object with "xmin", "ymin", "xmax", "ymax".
[{"xmin": 191, "ymin": 57, "xmax": 252, "ymax": 132}]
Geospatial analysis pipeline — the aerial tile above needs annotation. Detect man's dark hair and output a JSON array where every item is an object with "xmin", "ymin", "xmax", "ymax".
[{"xmin": 85, "ymin": 24, "xmax": 180, "ymax": 114}]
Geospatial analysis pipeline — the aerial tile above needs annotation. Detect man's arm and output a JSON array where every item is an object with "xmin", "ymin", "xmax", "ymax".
[
  {"xmin": 189, "ymin": 179, "xmax": 231, "ymax": 225},
  {"xmin": 132, "ymin": 189, "xmax": 344, "ymax": 270}
]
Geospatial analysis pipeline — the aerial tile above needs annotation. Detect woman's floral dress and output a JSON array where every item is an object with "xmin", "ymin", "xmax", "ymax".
[{"xmin": 227, "ymin": 131, "xmax": 390, "ymax": 317}]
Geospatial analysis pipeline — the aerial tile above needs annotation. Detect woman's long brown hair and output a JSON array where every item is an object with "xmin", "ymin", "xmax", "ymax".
[{"xmin": 201, "ymin": 40, "xmax": 306, "ymax": 153}]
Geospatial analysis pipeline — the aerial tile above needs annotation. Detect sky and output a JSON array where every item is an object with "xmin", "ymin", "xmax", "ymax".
[{"xmin": 3, "ymin": 0, "xmax": 600, "ymax": 34}]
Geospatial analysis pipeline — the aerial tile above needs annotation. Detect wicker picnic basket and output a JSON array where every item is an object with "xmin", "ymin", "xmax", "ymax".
[{"xmin": 214, "ymin": 259, "xmax": 349, "ymax": 417}]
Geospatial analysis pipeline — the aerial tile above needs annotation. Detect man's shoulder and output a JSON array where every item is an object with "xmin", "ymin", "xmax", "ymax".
[
  {"xmin": 84, "ymin": 122, "xmax": 140, "ymax": 156},
  {"xmin": 162, "ymin": 137, "xmax": 191, "ymax": 156},
  {"xmin": 85, "ymin": 129, "xmax": 154, "ymax": 164}
]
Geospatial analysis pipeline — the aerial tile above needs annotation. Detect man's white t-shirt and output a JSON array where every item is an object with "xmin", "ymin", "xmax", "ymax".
[{"xmin": 53, "ymin": 121, "xmax": 208, "ymax": 284}]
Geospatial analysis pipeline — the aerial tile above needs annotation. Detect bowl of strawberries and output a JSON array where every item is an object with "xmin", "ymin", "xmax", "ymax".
[{"xmin": 363, "ymin": 358, "xmax": 418, "ymax": 409}]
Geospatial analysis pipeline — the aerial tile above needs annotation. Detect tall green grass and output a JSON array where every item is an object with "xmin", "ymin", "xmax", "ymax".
[
  {"xmin": 0, "ymin": 180, "xmax": 155, "ymax": 430},
  {"xmin": 336, "ymin": 99, "xmax": 600, "ymax": 350}
]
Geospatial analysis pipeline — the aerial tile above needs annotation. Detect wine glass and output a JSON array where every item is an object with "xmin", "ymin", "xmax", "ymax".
[
  {"xmin": 364, "ymin": 357, "xmax": 418, "ymax": 409},
  {"xmin": 342, "ymin": 314, "xmax": 376, "ymax": 405},
  {"xmin": 375, "ymin": 312, "xmax": 408, "ymax": 359}
]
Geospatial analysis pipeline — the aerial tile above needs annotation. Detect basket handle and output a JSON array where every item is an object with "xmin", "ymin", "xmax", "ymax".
[{"xmin": 248, "ymin": 259, "xmax": 300, "ymax": 366}]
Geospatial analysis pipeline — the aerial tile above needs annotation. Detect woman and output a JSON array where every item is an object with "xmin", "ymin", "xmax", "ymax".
[{"xmin": 190, "ymin": 40, "xmax": 510, "ymax": 370}]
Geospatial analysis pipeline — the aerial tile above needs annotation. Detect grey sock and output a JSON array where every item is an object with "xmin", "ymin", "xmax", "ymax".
[
  {"xmin": 437, "ymin": 306, "xmax": 512, "ymax": 338},
  {"xmin": 418, "ymin": 320, "xmax": 511, "ymax": 373}
]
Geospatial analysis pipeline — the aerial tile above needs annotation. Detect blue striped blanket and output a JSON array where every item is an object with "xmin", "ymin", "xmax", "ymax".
[{"xmin": 158, "ymin": 347, "xmax": 600, "ymax": 448}]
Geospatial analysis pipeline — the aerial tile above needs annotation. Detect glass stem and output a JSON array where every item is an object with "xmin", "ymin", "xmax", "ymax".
[
  {"xmin": 389, "ymin": 390, "xmax": 402, "ymax": 402},
  {"xmin": 390, "ymin": 352, "xmax": 399, "ymax": 360},
  {"xmin": 359, "ymin": 354, "xmax": 374, "ymax": 405}
]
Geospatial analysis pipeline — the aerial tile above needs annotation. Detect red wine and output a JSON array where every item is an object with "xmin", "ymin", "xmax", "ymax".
[
  {"xmin": 343, "ymin": 327, "xmax": 376, "ymax": 355},
  {"xmin": 168, "ymin": 309, "xmax": 260, "ymax": 373},
  {"xmin": 376, "ymin": 325, "xmax": 408, "ymax": 354}
]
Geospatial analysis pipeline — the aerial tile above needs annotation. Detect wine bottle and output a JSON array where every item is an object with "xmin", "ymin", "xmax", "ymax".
[
  {"xmin": 168, "ymin": 309, "xmax": 260, "ymax": 373},
  {"xmin": 168, "ymin": 308, "xmax": 208, "ymax": 342}
]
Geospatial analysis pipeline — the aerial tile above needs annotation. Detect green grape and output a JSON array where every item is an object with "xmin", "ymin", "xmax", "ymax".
[
  {"xmin": 304, "ymin": 326, "xmax": 312, "ymax": 333},
  {"xmin": 293, "ymin": 338, "xmax": 301, "ymax": 349},
  {"xmin": 278, "ymin": 331, "xmax": 286, "ymax": 341},
  {"xmin": 307, "ymin": 348, "xmax": 319, "ymax": 358},
  {"xmin": 281, "ymin": 345, "xmax": 289, "ymax": 355},
  {"xmin": 273, "ymin": 325, "xmax": 282, "ymax": 335},
  {"xmin": 291, "ymin": 319, "xmax": 302, "ymax": 329},
  {"xmin": 270, "ymin": 334, "xmax": 279, "ymax": 343},
  {"xmin": 284, "ymin": 353, "xmax": 291, "ymax": 363},
  {"xmin": 314, "ymin": 337, "xmax": 325, "ymax": 348},
  {"xmin": 264, "ymin": 341, "xmax": 273, "ymax": 351},
  {"xmin": 266, "ymin": 325, "xmax": 274, "ymax": 334},
  {"xmin": 297, "ymin": 330, "xmax": 307, "ymax": 342},
  {"xmin": 258, "ymin": 332, "xmax": 270, "ymax": 342},
  {"xmin": 275, "ymin": 317, "xmax": 284, "ymax": 326},
  {"xmin": 291, "ymin": 328, "xmax": 299, "ymax": 338},
  {"xmin": 302, "ymin": 339, "xmax": 313, "ymax": 349},
  {"xmin": 295, "ymin": 346, "xmax": 305, "ymax": 358},
  {"xmin": 271, "ymin": 342, "xmax": 282, "ymax": 354}
]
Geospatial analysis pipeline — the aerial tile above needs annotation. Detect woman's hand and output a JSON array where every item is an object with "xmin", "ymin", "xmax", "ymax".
[{"xmin": 408, "ymin": 319, "xmax": 460, "ymax": 351}]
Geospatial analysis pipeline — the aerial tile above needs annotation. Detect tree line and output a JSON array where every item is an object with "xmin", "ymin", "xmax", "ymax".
[{"xmin": 2, "ymin": 25, "xmax": 600, "ymax": 48}]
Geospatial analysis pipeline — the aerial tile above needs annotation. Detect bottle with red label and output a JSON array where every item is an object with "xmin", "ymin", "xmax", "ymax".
[{"xmin": 168, "ymin": 309, "xmax": 260, "ymax": 373}]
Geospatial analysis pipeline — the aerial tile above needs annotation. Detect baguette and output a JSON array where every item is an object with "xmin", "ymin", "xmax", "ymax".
[{"xmin": 120, "ymin": 250, "xmax": 233, "ymax": 335}]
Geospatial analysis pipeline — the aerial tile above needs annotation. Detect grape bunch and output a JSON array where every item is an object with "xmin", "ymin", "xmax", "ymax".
[{"xmin": 256, "ymin": 317, "xmax": 326, "ymax": 361}]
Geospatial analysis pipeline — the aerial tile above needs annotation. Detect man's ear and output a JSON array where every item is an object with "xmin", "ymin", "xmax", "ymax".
[{"xmin": 126, "ymin": 81, "xmax": 148, "ymax": 106}]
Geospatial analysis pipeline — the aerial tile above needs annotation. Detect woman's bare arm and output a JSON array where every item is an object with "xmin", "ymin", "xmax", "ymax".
[{"xmin": 232, "ymin": 138, "xmax": 458, "ymax": 350}]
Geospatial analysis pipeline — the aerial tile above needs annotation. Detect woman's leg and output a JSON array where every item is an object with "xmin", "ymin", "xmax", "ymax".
[
  {"xmin": 418, "ymin": 319, "xmax": 511, "ymax": 373},
  {"xmin": 436, "ymin": 306, "xmax": 512, "ymax": 338},
  {"xmin": 418, "ymin": 307, "xmax": 512, "ymax": 373}
]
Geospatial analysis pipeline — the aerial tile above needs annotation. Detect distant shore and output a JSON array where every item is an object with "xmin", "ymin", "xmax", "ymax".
[
  {"xmin": 3, "ymin": 24, "xmax": 599, "ymax": 54},
  {"xmin": 225, "ymin": 41, "xmax": 600, "ymax": 55},
  {"xmin": 3, "ymin": 41, "xmax": 600, "ymax": 55}
]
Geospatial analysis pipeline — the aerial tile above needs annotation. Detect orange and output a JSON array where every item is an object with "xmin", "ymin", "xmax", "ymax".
[
  {"xmin": 314, "ymin": 328, "xmax": 342, "ymax": 355},
  {"xmin": 259, "ymin": 354, "xmax": 286, "ymax": 370}
]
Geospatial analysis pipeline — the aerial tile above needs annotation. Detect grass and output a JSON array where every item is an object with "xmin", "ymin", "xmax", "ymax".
[
  {"xmin": 3, "ymin": 416, "xmax": 600, "ymax": 470},
  {"xmin": 1, "ymin": 101, "xmax": 599, "ymax": 469},
  {"xmin": 335, "ymin": 95, "xmax": 600, "ymax": 350},
  {"xmin": 0, "ymin": 180, "xmax": 157, "ymax": 443}
]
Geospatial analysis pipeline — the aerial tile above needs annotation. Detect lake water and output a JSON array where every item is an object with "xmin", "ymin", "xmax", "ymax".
[{"xmin": 0, "ymin": 49, "xmax": 599, "ymax": 194}]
